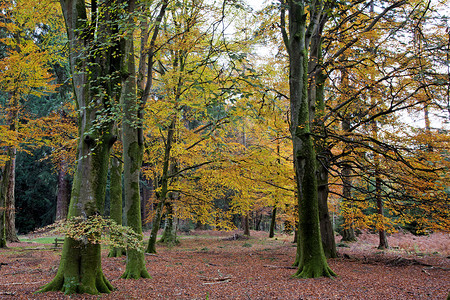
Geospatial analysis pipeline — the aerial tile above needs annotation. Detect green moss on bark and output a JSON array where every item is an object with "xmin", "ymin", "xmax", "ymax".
[
  {"xmin": 121, "ymin": 248, "xmax": 151, "ymax": 279},
  {"xmin": 38, "ymin": 238, "xmax": 114, "ymax": 294}
]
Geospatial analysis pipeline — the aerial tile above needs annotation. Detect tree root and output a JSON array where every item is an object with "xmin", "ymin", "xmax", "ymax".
[
  {"xmin": 293, "ymin": 261, "xmax": 337, "ymax": 278},
  {"xmin": 38, "ymin": 271, "xmax": 114, "ymax": 295}
]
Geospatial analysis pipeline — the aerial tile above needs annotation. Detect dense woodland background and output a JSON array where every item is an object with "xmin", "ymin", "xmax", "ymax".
[{"xmin": 0, "ymin": 0, "xmax": 449, "ymax": 295}]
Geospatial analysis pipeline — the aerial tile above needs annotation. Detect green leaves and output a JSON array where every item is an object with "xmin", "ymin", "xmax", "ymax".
[{"xmin": 50, "ymin": 215, "xmax": 145, "ymax": 252}]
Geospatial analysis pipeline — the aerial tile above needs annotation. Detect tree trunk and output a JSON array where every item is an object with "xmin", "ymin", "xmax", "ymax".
[
  {"xmin": 318, "ymin": 165, "xmax": 337, "ymax": 258},
  {"xmin": 5, "ymin": 147, "xmax": 19, "ymax": 242},
  {"xmin": 341, "ymin": 159, "xmax": 356, "ymax": 242},
  {"xmin": 376, "ymin": 173, "xmax": 388, "ymax": 249},
  {"xmin": 120, "ymin": 0, "xmax": 150, "ymax": 278},
  {"xmin": 310, "ymin": 27, "xmax": 336, "ymax": 259},
  {"xmin": 146, "ymin": 118, "xmax": 175, "ymax": 253},
  {"xmin": 55, "ymin": 160, "xmax": 70, "ymax": 221},
  {"xmin": 286, "ymin": 0, "xmax": 335, "ymax": 278},
  {"xmin": 269, "ymin": 206, "xmax": 277, "ymax": 238},
  {"xmin": 243, "ymin": 213, "xmax": 250, "ymax": 236},
  {"xmin": 108, "ymin": 154, "xmax": 125, "ymax": 257},
  {"xmin": 40, "ymin": 128, "xmax": 115, "ymax": 294},
  {"xmin": 0, "ymin": 163, "xmax": 9, "ymax": 248},
  {"xmin": 39, "ymin": 0, "xmax": 120, "ymax": 294},
  {"xmin": 141, "ymin": 177, "xmax": 152, "ymax": 230},
  {"xmin": 159, "ymin": 201, "xmax": 179, "ymax": 246}
]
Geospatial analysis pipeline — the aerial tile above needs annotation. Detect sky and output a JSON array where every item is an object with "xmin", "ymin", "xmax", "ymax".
[{"xmin": 246, "ymin": 0, "xmax": 267, "ymax": 10}]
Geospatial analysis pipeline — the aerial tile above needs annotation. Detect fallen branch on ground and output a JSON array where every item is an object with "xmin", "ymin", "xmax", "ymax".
[
  {"xmin": 264, "ymin": 265, "xmax": 297, "ymax": 269},
  {"xmin": 198, "ymin": 275, "xmax": 232, "ymax": 282}
]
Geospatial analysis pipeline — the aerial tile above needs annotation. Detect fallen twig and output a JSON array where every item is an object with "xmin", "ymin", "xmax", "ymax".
[
  {"xmin": 202, "ymin": 279, "xmax": 231, "ymax": 285},
  {"xmin": 423, "ymin": 266, "xmax": 450, "ymax": 271},
  {"xmin": 0, "ymin": 281, "xmax": 44, "ymax": 286},
  {"xmin": 198, "ymin": 275, "xmax": 232, "ymax": 282},
  {"xmin": 422, "ymin": 269, "xmax": 431, "ymax": 276},
  {"xmin": 264, "ymin": 265, "xmax": 297, "ymax": 269}
]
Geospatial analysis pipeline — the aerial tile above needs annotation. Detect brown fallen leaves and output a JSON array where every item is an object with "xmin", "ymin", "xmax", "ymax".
[{"xmin": 0, "ymin": 230, "xmax": 448, "ymax": 299}]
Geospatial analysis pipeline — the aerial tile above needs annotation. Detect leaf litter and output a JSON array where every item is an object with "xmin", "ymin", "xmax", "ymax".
[{"xmin": 0, "ymin": 230, "xmax": 448, "ymax": 299}]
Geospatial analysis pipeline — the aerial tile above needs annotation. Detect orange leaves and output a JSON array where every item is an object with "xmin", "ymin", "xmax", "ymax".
[{"xmin": 0, "ymin": 41, "xmax": 57, "ymax": 98}]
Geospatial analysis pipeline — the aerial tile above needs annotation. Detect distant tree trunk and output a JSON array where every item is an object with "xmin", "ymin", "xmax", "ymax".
[
  {"xmin": 3, "ymin": 95, "xmax": 19, "ymax": 243},
  {"xmin": 243, "ymin": 214, "xmax": 250, "ymax": 236},
  {"xmin": 341, "ymin": 157, "xmax": 356, "ymax": 242},
  {"xmin": 0, "ymin": 162, "xmax": 10, "ymax": 248},
  {"xmin": 141, "ymin": 177, "xmax": 152, "ymax": 230},
  {"xmin": 254, "ymin": 212, "xmax": 262, "ymax": 231},
  {"xmin": 376, "ymin": 170, "xmax": 388, "ymax": 249},
  {"xmin": 108, "ymin": 154, "xmax": 125, "ymax": 257},
  {"xmin": 146, "ymin": 118, "xmax": 175, "ymax": 254},
  {"xmin": 159, "ymin": 200, "xmax": 179, "ymax": 246},
  {"xmin": 55, "ymin": 160, "xmax": 70, "ymax": 221},
  {"xmin": 160, "ymin": 160, "xmax": 179, "ymax": 246},
  {"xmin": 5, "ymin": 147, "xmax": 19, "ymax": 242},
  {"xmin": 285, "ymin": 0, "xmax": 335, "ymax": 278},
  {"xmin": 340, "ymin": 98, "xmax": 356, "ymax": 242},
  {"xmin": 269, "ymin": 206, "xmax": 277, "ymax": 238}
]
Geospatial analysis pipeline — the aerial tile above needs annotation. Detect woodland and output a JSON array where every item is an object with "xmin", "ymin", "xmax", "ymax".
[{"xmin": 0, "ymin": 0, "xmax": 449, "ymax": 298}]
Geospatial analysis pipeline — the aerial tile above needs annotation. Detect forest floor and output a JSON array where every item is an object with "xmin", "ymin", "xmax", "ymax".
[{"xmin": 0, "ymin": 230, "xmax": 448, "ymax": 299}]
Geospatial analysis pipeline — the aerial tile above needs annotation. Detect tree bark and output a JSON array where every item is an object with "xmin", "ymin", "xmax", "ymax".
[
  {"xmin": 55, "ymin": 160, "xmax": 70, "ymax": 221},
  {"xmin": 108, "ymin": 154, "xmax": 125, "ymax": 257},
  {"xmin": 376, "ymin": 171, "xmax": 388, "ymax": 249},
  {"xmin": 243, "ymin": 213, "xmax": 250, "ymax": 236},
  {"xmin": 0, "ymin": 163, "xmax": 9, "ymax": 248},
  {"xmin": 286, "ymin": 0, "xmax": 335, "ymax": 278},
  {"xmin": 5, "ymin": 147, "xmax": 19, "ymax": 242},
  {"xmin": 120, "ymin": 0, "xmax": 150, "ymax": 279},
  {"xmin": 269, "ymin": 206, "xmax": 277, "ymax": 238},
  {"xmin": 159, "ymin": 200, "xmax": 179, "ymax": 246},
  {"xmin": 318, "ymin": 162, "xmax": 337, "ymax": 258},
  {"xmin": 309, "ymin": 23, "xmax": 336, "ymax": 258}
]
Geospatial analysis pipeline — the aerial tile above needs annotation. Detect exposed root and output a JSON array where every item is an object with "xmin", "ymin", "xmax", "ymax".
[
  {"xmin": 293, "ymin": 261, "xmax": 337, "ymax": 279},
  {"xmin": 38, "ymin": 271, "xmax": 114, "ymax": 295}
]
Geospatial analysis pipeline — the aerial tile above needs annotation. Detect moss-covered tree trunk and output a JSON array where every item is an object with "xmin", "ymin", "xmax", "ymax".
[
  {"xmin": 120, "ymin": 0, "xmax": 150, "ymax": 279},
  {"xmin": 159, "ymin": 200, "xmax": 179, "ymax": 246},
  {"xmin": 40, "ymin": 125, "xmax": 115, "ymax": 294},
  {"xmin": 39, "ymin": 0, "xmax": 121, "ymax": 294},
  {"xmin": 309, "ymin": 25, "xmax": 336, "ymax": 259},
  {"xmin": 285, "ymin": 0, "xmax": 335, "ymax": 278},
  {"xmin": 108, "ymin": 154, "xmax": 125, "ymax": 257}
]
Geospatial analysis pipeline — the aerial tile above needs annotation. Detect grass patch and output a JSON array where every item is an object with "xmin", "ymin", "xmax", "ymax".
[{"xmin": 20, "ymin": 236, "xmax": 63, "ymax": 245}]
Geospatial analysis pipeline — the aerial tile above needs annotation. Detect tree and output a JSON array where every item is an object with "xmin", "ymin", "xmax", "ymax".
[
  {"xmin": 281, "ymin": 0, "xmax": 336, "ymax": 278},
  {"xmin": 39, "ymin": 0, "xmax": 124, "ymax": 294},
  {"xmin": 119, "ymin": 0, "xmax": 154, "ymax": 279},
  {"xmin": 0, "ymin": 0, "xmax": 60, "ymax": 243}
]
